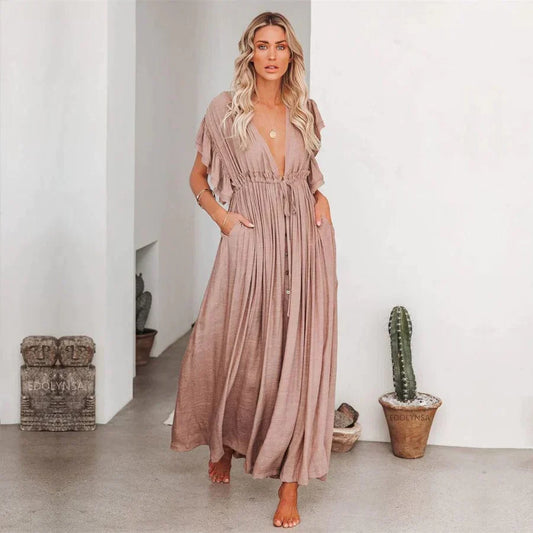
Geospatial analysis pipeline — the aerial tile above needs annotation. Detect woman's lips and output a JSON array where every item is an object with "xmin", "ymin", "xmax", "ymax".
[{"xmin": 265, "ymin": 66, "xmax": 278, "ymax": 71}]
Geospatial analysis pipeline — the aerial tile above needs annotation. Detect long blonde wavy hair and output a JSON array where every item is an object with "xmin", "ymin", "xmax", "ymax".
[{"xmin": 221, "ymin": 11, "xmax": 321, "ymax": 156}]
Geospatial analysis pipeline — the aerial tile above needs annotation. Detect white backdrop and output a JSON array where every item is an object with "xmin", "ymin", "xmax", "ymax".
[
  {"xmin": 2, "ymin": 1, "xmax": 531, "ymax": 447},
  {"xmin": 0, "ymin": 1, "xmax": 135, "ymax": 424},
  {"xmin": 310, "ymin": 1, "xmax": 533, "ymax": 448},
  {"xmin": 0, "ymin": 1, "xmax": 310, "ymax": 425}
]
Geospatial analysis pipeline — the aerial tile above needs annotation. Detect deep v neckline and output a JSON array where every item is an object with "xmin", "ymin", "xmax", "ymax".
[{"xmin": 250, "ymin": 105, "xmax": 289, "ymax": 179}]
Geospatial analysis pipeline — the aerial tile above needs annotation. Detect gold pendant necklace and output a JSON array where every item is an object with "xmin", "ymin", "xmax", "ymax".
[{"xmin": 255, "ymin": 96, "xmax": 280, "ymax": 139}]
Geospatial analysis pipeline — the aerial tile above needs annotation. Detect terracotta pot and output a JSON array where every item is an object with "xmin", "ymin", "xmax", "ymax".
[
  {"xmin": 136, "ymin": 328, "xmax": 157, "ymax": 366},
  {"xmin": 378, "ymin": 392, "xmax": 442, "ymax": 458}
]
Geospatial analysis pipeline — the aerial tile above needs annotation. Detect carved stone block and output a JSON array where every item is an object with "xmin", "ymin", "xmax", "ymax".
[
  {"xmin": 58, "ymin": 336, "xmax": 95, "ymax": 366},
  {"xmin": 20, "ymin": 336, "xmax": 59, "ymax": 366},
  {"xmin": 20, "ymin": 366, "xmax": 96, "ymax": 431},
  {"xmin": 20, "ymin": 335, "xmax": 96, "ymax": 431}
]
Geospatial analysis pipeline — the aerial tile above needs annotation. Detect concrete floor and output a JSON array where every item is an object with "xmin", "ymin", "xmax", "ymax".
[{"xmin": 1, "ymin": 329, "xmax": 532, "ymax": 533}]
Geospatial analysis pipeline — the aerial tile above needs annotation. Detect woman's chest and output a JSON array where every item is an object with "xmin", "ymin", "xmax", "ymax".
[{"xmin": 227, "ymin": 119, "xmax": 309, "ymax": 177}]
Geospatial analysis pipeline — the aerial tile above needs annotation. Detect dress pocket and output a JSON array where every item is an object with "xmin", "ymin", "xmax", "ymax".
[
  {"xmin": 319, "ymin": 216, "xmax": 334, "ymax": 231},
  {"xmin": 221, "ymin": 221, "xmax": 242, "ymax": 238}
]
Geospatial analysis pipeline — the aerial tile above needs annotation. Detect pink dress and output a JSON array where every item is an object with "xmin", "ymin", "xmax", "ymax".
[{"xmin": 170, "ymin": 90, "xmax": 338, "ymax": 485}]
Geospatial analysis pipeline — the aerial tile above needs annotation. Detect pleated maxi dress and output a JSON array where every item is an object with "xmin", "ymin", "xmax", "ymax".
[{"xmin": 170, "ymin": 90, "xmax": 338, "ymax": 486}]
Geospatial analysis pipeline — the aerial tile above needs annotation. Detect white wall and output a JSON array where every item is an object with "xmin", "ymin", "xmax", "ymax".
[
  {"xmin": 2, "ymin": 0, "xmax": 530, "ymax": 448},
  {"xmin": 0, "ymin": 0, "xmax": 310, "ymax": 425},
  {"xmin": 0, "ymin": 1, "xmax": 135, "ymax": 424},
  {"xmin": 135, "ymin": 1, "xmax": 310, "ymax": 355},
  {"xmin": 311, "ymin": 1, "xmax": 533, "ymax": 448},
  {"xmin": 106, "ymin": 1, "xmax": 136, "ymax": 417}
]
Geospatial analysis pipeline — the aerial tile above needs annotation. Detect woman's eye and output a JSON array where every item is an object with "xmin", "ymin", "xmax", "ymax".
[{"xmin": 257, "ymin": 44, "xmax": 286, "ymax": 51}]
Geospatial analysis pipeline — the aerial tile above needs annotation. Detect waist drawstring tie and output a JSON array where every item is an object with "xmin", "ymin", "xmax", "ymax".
[
  {"xmin": 280, "ymin": 179, "xmax": 297, "ymax": 218},
  {"xmin": 280, "ymin": 180, "xmax": 296, "ymax": 317}
]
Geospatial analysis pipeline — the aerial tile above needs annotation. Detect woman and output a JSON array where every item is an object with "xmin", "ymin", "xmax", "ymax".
[{"xmin": 170, "ymin": 11, "xmax": 338, "ymax": 529}]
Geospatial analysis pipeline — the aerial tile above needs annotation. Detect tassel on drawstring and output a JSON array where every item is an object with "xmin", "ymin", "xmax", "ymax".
[{"xmin": 281, "ymin": 180, "xmax": 297, "ymax": 217}]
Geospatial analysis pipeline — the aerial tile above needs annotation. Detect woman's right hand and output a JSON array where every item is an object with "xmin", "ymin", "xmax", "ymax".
[{"xmin": 219, "ymin": 210, "xmax": 254, "ymax": 236}]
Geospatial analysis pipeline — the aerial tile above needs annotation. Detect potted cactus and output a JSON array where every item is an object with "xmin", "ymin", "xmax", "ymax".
[
  {"xmin": 136, "ymin": 273, "xmax": 157, "ymax": 366},
  {"xmin": 378, "ymin": 306, "xmax": 442, "ymax": 458}
]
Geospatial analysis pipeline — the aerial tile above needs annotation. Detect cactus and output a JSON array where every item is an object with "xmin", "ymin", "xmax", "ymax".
[
  {"xmin": 136, "ymin": 273, "xmax": 152, "ymax": 334},
  {"xmin": 388, "ymin": 306, "xmax": 417, "ymax": 401}
]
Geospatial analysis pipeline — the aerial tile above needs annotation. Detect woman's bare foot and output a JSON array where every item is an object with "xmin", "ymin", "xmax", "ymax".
[
  {"xmin": 208, "ymin": 444, "xmax": 233, "ymax": 483},
  {"xmin": 273, "ymin": 481, "xmax": 300, "ymax": 528}
]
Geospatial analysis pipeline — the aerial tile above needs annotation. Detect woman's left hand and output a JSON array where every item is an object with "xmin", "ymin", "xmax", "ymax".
[{"xmin": 314, "ymin": 191, "xmax": 333, "ymax": 226}]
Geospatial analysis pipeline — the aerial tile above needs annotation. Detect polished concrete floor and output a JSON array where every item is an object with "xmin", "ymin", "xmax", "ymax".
[{"xmin": 1, "ymin": 329, "xmax": 532, "ymax": 532}]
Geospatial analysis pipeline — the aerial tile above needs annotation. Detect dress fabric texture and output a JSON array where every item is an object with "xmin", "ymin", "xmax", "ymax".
[{"xmin": 170, "ymin": 90, "xmax": 338, "ymax": 486}]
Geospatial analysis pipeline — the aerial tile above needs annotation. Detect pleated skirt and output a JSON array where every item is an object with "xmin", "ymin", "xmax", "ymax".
[{"xmin": 170, "ymin": 178, "xmax": 338, "ymax": 486}]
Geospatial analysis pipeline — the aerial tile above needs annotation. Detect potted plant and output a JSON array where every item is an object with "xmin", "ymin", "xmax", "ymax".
[
  {"xmin": 135, "ymin": 273, "xmax": 157, "ymax": 366},
  {"xmin": 378, "ymin": 306, "xmax": 442, "ymax": 458}
]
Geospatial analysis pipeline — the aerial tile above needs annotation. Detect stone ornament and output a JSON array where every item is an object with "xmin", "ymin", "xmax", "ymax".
[
  {"xmin": 20, "ymin": 335, "xmax": 96, "ymax": 431},
  {"xmin": 332, "ymin": 401, "xmax": 361, "ymax": 453},
  {"xmin": 58, "ymin": 336, "xmax": 95, "ymax": 366},
  {"xmin": 20, "ymin": 336, "xmax": 59, "ymax": 367}
]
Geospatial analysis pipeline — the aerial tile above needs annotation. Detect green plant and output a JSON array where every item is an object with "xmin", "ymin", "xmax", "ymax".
[
  {"xmin": 136, "ymin": 273, "xmax": 152, "ymax": 334},
  {"xmin": 388, "ymin": 306, "xmax": 417, "ymax": 401}
]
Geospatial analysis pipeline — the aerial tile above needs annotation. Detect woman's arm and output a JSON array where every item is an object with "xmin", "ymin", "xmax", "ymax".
[
  {"xmin": 190, "ymin": 152, "xmax": 253, "ymax": 234},
  {"xmin": 190, "ymin": 152, "xmax": 227, "ymax": 228}
]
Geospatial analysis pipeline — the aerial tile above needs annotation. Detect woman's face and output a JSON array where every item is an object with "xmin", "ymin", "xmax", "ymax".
[{"xmin": 251, "ymin": 25, "xmax": 291, "ymax": 84}]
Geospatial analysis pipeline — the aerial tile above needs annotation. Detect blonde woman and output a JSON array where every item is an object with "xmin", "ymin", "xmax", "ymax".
[{"xmin": 171, "ymin": 11, "xmax": 338, "ymax": 529}]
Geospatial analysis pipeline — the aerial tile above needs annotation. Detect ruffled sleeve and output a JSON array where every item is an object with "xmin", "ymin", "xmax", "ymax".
[
  {"xmin": 307, "ymin": 98, "xmax": 326, "ymax": 194},
  {"xmin": 195, "ymin": 114, "xmax": 233, "ymax": 205}
]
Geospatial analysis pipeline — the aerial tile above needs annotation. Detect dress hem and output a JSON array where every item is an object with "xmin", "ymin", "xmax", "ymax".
[{"xmin": 170, "ymin": 440, "xmax": 329, "ymax": 486}]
